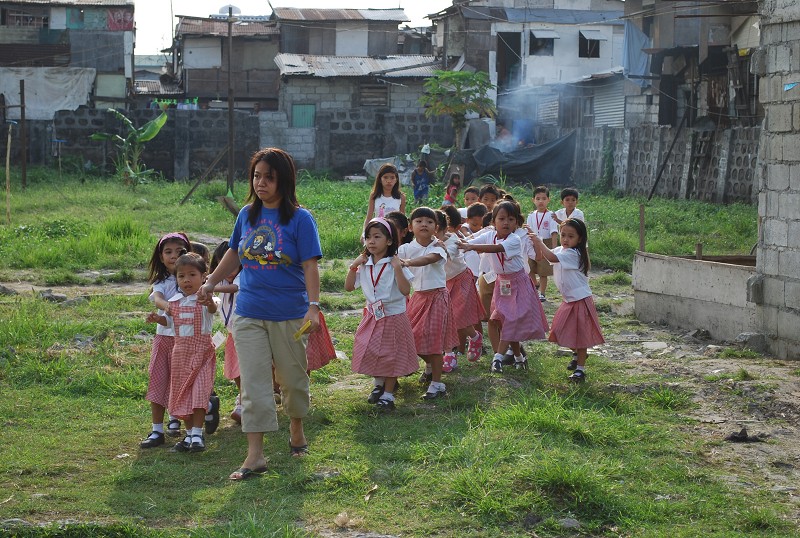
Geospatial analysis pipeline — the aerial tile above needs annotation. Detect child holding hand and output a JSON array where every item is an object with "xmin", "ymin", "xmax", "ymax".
[
  {"xmin": 147, "ymin": 253, "xmax": 219, "ymax": 452},
  {"xmin": 346, "ymin": 218, "xmax": 418, "ymax": 411},
  {"xmin": 530, "ymin": 218, "xmax": 604, "ymax": 382}
]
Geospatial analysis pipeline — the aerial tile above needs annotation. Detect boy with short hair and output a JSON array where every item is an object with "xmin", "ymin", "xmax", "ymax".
[
  {"xmin": 554, "ymin": 187, "xmax": 585, "ymax": 224},
  {"xmin": 526, "ymin": 186, "xmax": 559, "ymax": 301},
  {"xmin": 478, "ymin": 184, "xmax": 501, "ymax": 212},
  {"xmin": 458, "ymin": 186, "xmax": 480, "ymax": 218}
]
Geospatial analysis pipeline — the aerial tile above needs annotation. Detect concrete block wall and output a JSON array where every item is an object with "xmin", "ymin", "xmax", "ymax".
[
  {"xmin": 755, "ymin": 0, "xmax": 800, "ymax": 359},
  {"xmin": 259, "ymin": 112, "xmax": 316, "ymax": 170}
]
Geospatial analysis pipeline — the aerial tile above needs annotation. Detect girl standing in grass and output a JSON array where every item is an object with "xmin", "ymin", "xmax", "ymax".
[
  {"xmin": 345, "ymin": 218, "xmax": 418, "ymax": 411},
  {"xmin": 147, "ymin": 253, "xmax": 219, "ymax": 452},
  {"xmin": 399, "ymin": 207, "xmax": 459, "ymax": 399},
  {"xmin": 530, "ymin": 218, "xmax": 604, "ymax": 383},
  {"xmin": 140, "ymin": 232, "xmax": 191, "ymax": 449},
  {"xmin": 442, "ymin": 173, "xmax": 461, "ymax": 206},
  {"xmin": 365, "ymin": 164, "xmax": 406, "ymax": 226},
  {"xmin": 437, "ymin": 207, "xmax": 485, "ymax": 369},
  {"xmin": 459, "ymin": 201, "xmax": 548, "ymax": 373},
  {"xmin": 209, "ymin": 241, "xmax": 243, "ymax": 423}
]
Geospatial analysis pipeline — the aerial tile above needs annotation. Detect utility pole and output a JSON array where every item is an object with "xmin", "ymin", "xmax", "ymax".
[{"xmin": 227, "ymin": 6, "xmax": 235, "ymax": 194}]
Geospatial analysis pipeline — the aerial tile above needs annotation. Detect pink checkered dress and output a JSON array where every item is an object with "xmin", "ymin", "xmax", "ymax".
[
  {"xmin": 446, "ymin": 268, "xmax": 485, "ymax": 330},
  {"xmin": 167, "ymin": 300, "xmax": 217, "ymax": 420},
  {"xmin": 549, "ymin": 296, "xmax": 605, "ymax": 349},
  {"xmin": 407, "ymin": 288, "xmax": 459, "ymax": 355},
  {"xmin": 145, "ymin": 334, "xmax": 174, "ymax": 407},
  {"xmin": 489, "ymin": 269, "xmax": 548, "ymax": 342}
]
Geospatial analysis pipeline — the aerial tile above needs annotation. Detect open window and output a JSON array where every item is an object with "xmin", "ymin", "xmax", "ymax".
[
  {"xmin": 578, "ymin": 30, "xmax": 605, "ymax": 59},
  {"xmin": 529, "ymin": 29, "xmax": 558, "ymax": 57},
  {"xmin": 497, "ymin": 32, "xmax": 522, "ymax": 90}
]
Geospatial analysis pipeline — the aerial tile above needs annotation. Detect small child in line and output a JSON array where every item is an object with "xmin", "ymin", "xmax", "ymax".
[
  {"xmin": 458, "ymin": 186, "xmax": 480, "ymax": 219},
  {"xmin": 192, "ymin": 240, "xmax": 220, "ymax": 433},
  {"xmin": 345, "ymin": 218, "xmax": 418, "ymax": 411},
  {"xmin": 399, "ymin": 207, "xmax": 459, "ymax": 399},
  {"xmin": 530, "ymin": 218, "xmax": 604, "ymax": 382},
  {"xmin": 411, "ymin": 160, "xmax": 434, "ymax": 205},
  {"xmin": 210, "ymin": 241, "xmax": 243, "ymax": 423},
  {"xmin": 553, "ymin": 187, "xmax": 585, "ymax": 224},
  {"xmin": 478, "ymin": 183, "xmax": 501, "ymax": 213},
  {"xmin": 526, "ymin": 186, "xmax": 559, "ymax": 301},
  {"xmin": 438, "ymin": 207, "xmax": 485, "ymax": 366},
  {"xmin": 459, "ymin": 201, "xmax": 548, "ymax": 373},
  {"xmin": 442, "ymin": 173, "xmax": 461, "ymax": 206},
  {"xmin": 147, "ymin": 253, "xmax": 219, "ymax": 452},
  {"xmin": 140, "ymin": 232, "xmax": 191, "ymax": 449},
  {"xmin": 385, "ymin": 210, "xmax": 413, "ymax": 245}
]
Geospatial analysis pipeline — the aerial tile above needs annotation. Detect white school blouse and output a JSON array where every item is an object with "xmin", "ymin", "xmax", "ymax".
[
  {"xmin": 398, "ymin": 239, "xmax": 447, "ymax": 290},
  {"xmin": 355, "ymin": 255, "xmax": 415, "ymax": 316},
  {"xmin": 443, "ymin": 233, "xmax": 468, "ymax": 280},
  {"xmin": 555, "ymin": 207, "xmax": 585, "ymax": 223},
  {"xmin": 150, "ymin": 275, "xmax": 178, "ymax": 337},
  {"xmin": 550, "ymin": 247, "xmax": 592, "ymax": 302},
  {"xmin": 468, "ymin": 230, "xmax": 526, "ymax": 275},
  {"xmin": 526, "ymin": 210, "xmax": 559, "ymax": 239},
  {"xmin": 218, "ymin": 274, "xmax": 240, "ymax": 329}
]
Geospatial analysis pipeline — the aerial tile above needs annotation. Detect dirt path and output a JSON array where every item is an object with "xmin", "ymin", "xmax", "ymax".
[{"xmin": 3, "ymin": 276, "xmax": 799, "ymax": 524}]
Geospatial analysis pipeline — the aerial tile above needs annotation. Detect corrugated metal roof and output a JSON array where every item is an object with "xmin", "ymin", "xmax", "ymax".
[
  {"xmin": 176, "ymin": 16, "xmax": 279, "ymax": 37},
  {"xmin": 9, "ymin": 0, "xmax": 132, "ymax": 5},
  {"xmin": 458, "ymin": 7, "xmax": 623, "ymax": 26},
  {"xmin": 133, "ymin": 79, "xmax": 182, "ymax": 96},
  {"xmin": 272, "ymin": 8, "xmax": 408, "ymax": 22},
  {"xmin": 275, "ymin": 53, "xmax": 437, "ymax": 78}
]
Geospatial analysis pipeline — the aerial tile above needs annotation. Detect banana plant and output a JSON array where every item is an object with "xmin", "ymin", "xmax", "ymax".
[{"xmin": 90, "ymin": 109, "xmax": 168, "ymax": 186}]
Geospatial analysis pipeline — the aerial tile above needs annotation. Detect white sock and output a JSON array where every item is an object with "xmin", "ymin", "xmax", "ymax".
[
  {"xmin": 191, "ymin": 426, "xmax": 203, "ymax": 437},
  {"xmin": 374, "ymin": 377, "xmax": 385, "ymax": 387},
  {"xmin": 514, "ymin": 354, "xmax": 524, "ymax": 362},
  {"xmin": 183, "ymin": 434, "xmax": 192, "ymax": 444},
  {"xmin": 576, "ymin": 365, "xmax": 585, "ymax": 372},
  {"xmin": 493, "ymin": 353, "xmax": 504, "ymax": 362},
  {"xmin": 429, "ymin": 381, "xmax": 445, "ymax": 392},
  {"xmin": 381, "ymin": 392, "xmax": 395, "ymax": 401},
  {"xmin": 152, "ymin": 423, "xmax": 164, "ymax": 434}
]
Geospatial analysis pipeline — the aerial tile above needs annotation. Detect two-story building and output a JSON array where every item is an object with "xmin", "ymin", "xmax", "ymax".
[{"xmin": 0, "ymin": 0, "xmax": 134, "ymax": 118}]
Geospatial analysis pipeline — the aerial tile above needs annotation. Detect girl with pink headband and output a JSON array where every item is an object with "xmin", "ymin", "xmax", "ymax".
[{"xmin": 345, "ymin": 217, "xmax": 418, "ymax": 411}]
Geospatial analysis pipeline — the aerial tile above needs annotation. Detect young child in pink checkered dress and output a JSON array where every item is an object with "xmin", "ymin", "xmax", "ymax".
[
  {"xmin": 140, "ymin": 232, "xmax": 191, "ymax": 449},
  {"xmin": 345, "ymin": 217, "xmax": 418, "ymax": 411},
  {"xmin": 459, "ymin": 200, "xmax": 548, "ymax": 373},
  {"xmin": 398, "ymin": 207, "xmax": 459, "ymax": 400},
  {"xmin": 530, "ymin": 218, "xmax": 604, "ymax": 383},
  {"xmin": 147, "ymin": 253, "xmax": 219, "ymax": 452}
]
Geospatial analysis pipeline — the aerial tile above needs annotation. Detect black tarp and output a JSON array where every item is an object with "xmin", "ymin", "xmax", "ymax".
[{"xmin": 472, "ymin": 130, "xmax": 576, "ymax": 184}]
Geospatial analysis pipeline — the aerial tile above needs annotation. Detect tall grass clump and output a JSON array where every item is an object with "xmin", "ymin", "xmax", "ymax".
[{"xmin": 70, "ymin": 216, "xmax": 151, "ymax": 267}]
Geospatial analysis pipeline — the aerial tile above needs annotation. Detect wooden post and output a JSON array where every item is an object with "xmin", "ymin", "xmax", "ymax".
[
  {"xmin": 227, "ymin": 7, "xmax": 235, "ymax": 195},
  {"xmin": 695, "ymin": 242, "xmax": 703, "ymax": 260},
  {"xmin": 5, "ymin": 122, "xmax": 12, "ymax": 225},
  {"xmin": 638, "ymin": 204, "xmax": 645, "ymax": 251},
  {"xmin": 19, "ymin": 79, "xmax": 26, "ymax": 190}
]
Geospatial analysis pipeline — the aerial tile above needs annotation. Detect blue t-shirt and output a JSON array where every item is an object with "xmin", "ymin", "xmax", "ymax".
[{"xmin": 230, "ymin": 205, "xmax": 322, "ymax": 321}]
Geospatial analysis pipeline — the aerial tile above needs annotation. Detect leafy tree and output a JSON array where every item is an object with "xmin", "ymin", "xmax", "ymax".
[
  {"xmin": 418, "ymin": 70, "xmax": 496, "ymax": 149},
  {"xmin": 90, "ymin": 109, "xmax": 167, "ymax": 186}
]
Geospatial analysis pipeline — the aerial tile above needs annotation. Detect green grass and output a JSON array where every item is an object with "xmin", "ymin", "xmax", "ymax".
[{"xmin": 1, "ymin": 170, "xmax": 788, "ymax": 537}]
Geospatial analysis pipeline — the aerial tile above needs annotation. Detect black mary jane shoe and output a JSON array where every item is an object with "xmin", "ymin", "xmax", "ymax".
[{"xmin": 140, "ymin": 431, "xmax": 165, "ymax": 449}]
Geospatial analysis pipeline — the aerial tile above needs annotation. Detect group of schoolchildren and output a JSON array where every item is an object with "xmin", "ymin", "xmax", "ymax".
[
  {"xmin": 138, "ymin": 162, "xmax": 604, "ymax": 450},
  {"xmin": 350, "ymin": 163, "xmax": 604, "ymax": 411}
]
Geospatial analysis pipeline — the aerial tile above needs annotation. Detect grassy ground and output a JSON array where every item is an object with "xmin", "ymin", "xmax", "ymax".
[{"xmin": 1, "ymin": 171, "xmax": 788, "ymax": 537}]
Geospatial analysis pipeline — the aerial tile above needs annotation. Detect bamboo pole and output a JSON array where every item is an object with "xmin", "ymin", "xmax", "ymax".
[{"xmin": 5, "ymin": 122, "xmax": 12, "ymax": 225}]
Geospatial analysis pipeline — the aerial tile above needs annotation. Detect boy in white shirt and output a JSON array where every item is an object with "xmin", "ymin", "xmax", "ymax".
[
  {"xmin": 553, "ymin": 187, "xmax": 585, "ymax": 224},
  {"xmin": 525, "ymin": 186, "xmax": 559, "ymax": 301}
]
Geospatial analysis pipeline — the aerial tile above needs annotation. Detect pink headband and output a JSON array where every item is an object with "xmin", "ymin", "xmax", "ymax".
[
  {"xmin": 368, "ymin": 217, "xmax": 393, "ymax": 236},
  {"xmin": 158, "ymin": 232, "xmax": 189, "ymax": 248}
]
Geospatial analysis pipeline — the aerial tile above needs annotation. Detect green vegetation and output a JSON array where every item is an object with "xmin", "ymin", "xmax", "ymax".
[{"xmin": 0, "ymin": 170, "xmax": 784, "ymax": 537}]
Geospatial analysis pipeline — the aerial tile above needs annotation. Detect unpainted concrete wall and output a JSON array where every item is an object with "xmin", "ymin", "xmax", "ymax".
[{"xmin": 633, "ymin": 252, "xmax": 759, "ymax": 341}]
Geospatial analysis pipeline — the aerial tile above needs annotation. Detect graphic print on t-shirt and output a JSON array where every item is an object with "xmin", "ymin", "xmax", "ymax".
[{"xmin": 241, "ymin": 221, "xmax": 292, "ymax": 266}]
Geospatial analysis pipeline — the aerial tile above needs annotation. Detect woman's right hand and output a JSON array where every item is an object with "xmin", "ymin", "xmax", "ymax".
[{"xmin": 197, "ymin": 282, "xmax": 214, "ymax": 302}]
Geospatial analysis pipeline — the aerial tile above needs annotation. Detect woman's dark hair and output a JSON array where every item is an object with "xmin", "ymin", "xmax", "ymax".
[
  {"xmin": 148, "ymin": 232, "xmax": 190, "ymax": 284},
  {"xmin": 441, "ymin": 204, "xmax": 462, "ymax": 229},
  {"xmin": 362, "ymin": 219, "xmax": 399, "ymax": 259},
  {"xmin": 246, "ymin": 147, "xmax": 298, "ymax": 226},
  {"xmin": 370, "ymin": 163, "xmax": 402, "ymax": 201},
  {"xmin": 491, "ymin": 200, "xmax": 523, "ymax": 225},
  {"xmin": 433, "ymin": 209, "xmax": 448, "ymax": 232},
  {"xmin": 409, "ymin": 206, "xmax": 437, "ymax": 226},
  {"xmin": 385, "ymin": 210, "xmax": 413, "ymax": 244},
  {"xmin": 175, "ymin": 252, "xmax": 208, "ymax": 274},
  {"xmin": 562, "ymin": 218, "xmax": 590, "ymax": 276}
]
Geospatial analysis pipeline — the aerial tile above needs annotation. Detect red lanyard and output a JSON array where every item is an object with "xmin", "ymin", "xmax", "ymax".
[
  {"xmin": 535, "ymin": 211, "xmax": 546, "ymax": 232},
  {"xmin": 370, "ymin": 263, "xmax": 388, "ymax": 289},
  {"xmin": 493, "ymin": 234, "xmax": 506, "ymax": 272}
]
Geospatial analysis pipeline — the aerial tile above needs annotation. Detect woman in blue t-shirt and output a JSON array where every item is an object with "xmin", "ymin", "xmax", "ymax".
[{"xmin": 200, "ymin": 147, "xmax": 322, "ymax": 480}]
